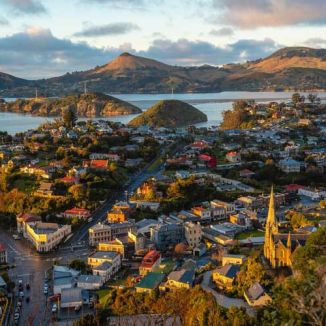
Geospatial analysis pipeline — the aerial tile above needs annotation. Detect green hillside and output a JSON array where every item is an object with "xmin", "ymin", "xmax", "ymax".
[{"xmin": 128, "ymin": 99, "xmax": 207, "ymax": 128}]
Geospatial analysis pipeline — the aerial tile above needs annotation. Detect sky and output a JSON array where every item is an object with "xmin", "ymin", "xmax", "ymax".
[{"xmin": 0, "ymin": 0, "xmax": 325, "ymax": 79}]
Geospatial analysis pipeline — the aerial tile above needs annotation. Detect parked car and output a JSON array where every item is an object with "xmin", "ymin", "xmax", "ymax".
[
  {"xmin": 26, "ymin": 283, "xmax": 30, "ymax": 290},
  {"xmin": 51, "ymin": 304, "xmax": 57, "ymax": 313},
  {"xmin": 25, "ymin": 297, "xmax": 30, "ymax": 303},
  {"xmin": 74, "ymin": 305, "xmax": 81, "ymax": 313},
  {"xmin": 19, "ymin": 291, "xmax": 24, "ymax": 298}
]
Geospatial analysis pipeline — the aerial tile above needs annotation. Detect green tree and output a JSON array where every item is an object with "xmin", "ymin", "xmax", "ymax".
[
  {"xmin": 292, "ymin": 93, "xmax": 301, "ymax": 105},
  {"xmin": 62, "ymin": 107, "xmax": 77, "ymax": 129}
]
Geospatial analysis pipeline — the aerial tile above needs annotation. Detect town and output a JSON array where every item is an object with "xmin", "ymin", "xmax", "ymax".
[{"xmin": 0, "ymin": 93, "xmax": 325, "ymax": 326}]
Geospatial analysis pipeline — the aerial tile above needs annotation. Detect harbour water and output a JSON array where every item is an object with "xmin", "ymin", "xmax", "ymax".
[{"xmin": 1, "ymin": 91, "xmax": 325, "ymax": 135}]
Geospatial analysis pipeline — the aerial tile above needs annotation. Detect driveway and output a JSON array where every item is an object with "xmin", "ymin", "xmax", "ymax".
[{"xmin": 201, "ymin": 271, "xmax": 256, "ymax": 317}]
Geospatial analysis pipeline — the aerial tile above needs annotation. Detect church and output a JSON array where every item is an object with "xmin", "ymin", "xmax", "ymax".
[{"xmin": 264, "ymin": 187, "xmax": 309, "ymax": 268}]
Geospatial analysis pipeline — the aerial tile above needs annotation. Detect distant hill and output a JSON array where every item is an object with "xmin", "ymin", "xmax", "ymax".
[
  {"xmin": 0, "ymin": 72, "xmax": 31, "ymax": 90},
  {"xmin": 0, "ymin": 47, "xmax": 325, "ymax": 96},
  {"xmin": 0, "ymin": 92, "xmax": 141, "ymax": 117},
  {"xmin": 128, "ymin": 100, "xmax": 207, "ymax": 127}
]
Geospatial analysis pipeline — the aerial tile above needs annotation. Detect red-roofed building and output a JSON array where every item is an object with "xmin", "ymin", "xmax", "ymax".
[
  {"xmin": 285, "ymin": 184, "xmax": 305, "ymax": 193},
  {"xmin": 63, "ymin": 208, "xmax": 91, "ymax": 220},
  {"xmin": 16, "ymin": 213, "xmax": 42, "ymax": 234},
  {"xmin": 190, "ymin": 140, "xmax": 209, "ymax": 150},
  {"xmin": 60, "ymin": 176, "xmax": 79, "ymax": 184},
  {"xmin": 90, "ymin": 160, "xmax": 109, "ymax": 170},
  {"xmin": 198, "ymin": 154, "xmax": 217, "ymax": 168},
  {"xmin": 0, "ymin": 243, "xmax": 7, "ymax": 264},
  {"xmin": 139, "ymin": 250, "xmax": 161, "ymax": 276},
  {"xmin": 226, "ymin": 151, "xmax": 241, "ymax": 163}
]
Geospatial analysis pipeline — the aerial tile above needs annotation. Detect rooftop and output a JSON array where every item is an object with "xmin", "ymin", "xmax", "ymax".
[{"xmin": 135, "ymin": 272, "xmax": 165, "ymax": 290}]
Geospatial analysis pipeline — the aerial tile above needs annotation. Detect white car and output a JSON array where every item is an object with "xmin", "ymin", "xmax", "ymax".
[
  {"xmin": 51, "ymin": 304, "xmax": 57, "ymax": 313},
  {"xmin": 19, "ymin": 291, "xmax": 24, "ymax": 298}
]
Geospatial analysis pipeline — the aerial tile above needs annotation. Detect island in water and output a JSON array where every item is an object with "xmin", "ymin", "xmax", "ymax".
[
  {"xmin": 128, "ymin": 99, "xmax": 207, "ymax": 127},
  {"xmin": 0, "ymin": 92, "xmax": 141, "ymax": 117}
]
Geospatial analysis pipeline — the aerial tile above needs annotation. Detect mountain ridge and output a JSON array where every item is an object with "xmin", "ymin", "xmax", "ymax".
[{"xmin": 1, "ymin": 47, "xmax": 325, "ymax": 96}]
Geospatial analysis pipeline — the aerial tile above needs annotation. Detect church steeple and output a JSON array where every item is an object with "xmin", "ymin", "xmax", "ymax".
[
  {"xmin": 287, "ymin": 232, "xmax": 292, "ymax": 249},
  {"xmin": 266, "ymin": 185, "xmax": 278, "ymax": 233}
]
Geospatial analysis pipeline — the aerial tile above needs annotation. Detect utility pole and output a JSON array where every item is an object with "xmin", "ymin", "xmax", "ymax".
[
  {"xmin": 35, "ymin": 88, "xmax": 38, "ymax": 99},
  {"xmin": 84, "ymin": 81, "xmax": 87, "ymax": 95},
  {"xmin": 171, "ymin": 86, "xmax": 174, "ymax": 98}
]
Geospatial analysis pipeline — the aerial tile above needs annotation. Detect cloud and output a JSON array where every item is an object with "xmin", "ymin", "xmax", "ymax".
[
  {"xmin": 213, "ymin": 0, "xmax": 326, "ymax": 28},
  {"xmin": 0, "ymin": 16, "xmax": 9, "ymax": 25},
  {"xmin": 209, "ymin": 27, "xmax": 234, "ymax": 37},
  {"xmin": 0, "ymin": 27, "xmax": 113, "ymax": 78},
  {"xmin": 304, "ymin": 38, "xmax": 326, "ymax": 48},
  {"xmin": 74, "ymin": 22, "xmax": 140, "ymax": 37},
  {"xmin": 2, "ymin": 0, "xmax": 47, "ymax": 15},
  {"xmin": 139, "ymin": 38, "xmax": 280, "ymax": 65},
  {"xmin": 0, "ymin": 27, "xmax": 281, "ymax": 79}
]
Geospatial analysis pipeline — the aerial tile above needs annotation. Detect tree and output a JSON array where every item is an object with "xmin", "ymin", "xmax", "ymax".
[
  {"xmin": 265, "ymin": 227, "xmax": 326, "ymax": 326},
  {"xmin": 236, "ymin": 256, "xmax": 268, "ymax": 295},
  {"xmin": 62, "ymin": 107, "xmax": 77, "ymax": 129},
  {"xmin": 292, "ymin": 93, "xmax": 301, "ymax": 105},
  {"xmin": 287, "ymin": 211, "xmax": 311, "ymax": 230},
  {"xmin": 308, "ymin": 93, "xmax": 317, "ymax": 104},
  {"xmin": 69, "ymin": 260, "xmax": 91, "ymax": 274}
]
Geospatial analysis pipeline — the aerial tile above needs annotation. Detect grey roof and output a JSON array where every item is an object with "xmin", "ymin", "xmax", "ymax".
[
  {"xmin": 61, "ymin": 288, "xmax": 83, "ymax": 304},
  {"xmin": 213, "ymin": 264, "xmax": 240, "ymax": 279},
  {"xmin": 245, "ymin": 282, "xmax": 265, "ymax": 300},
  {"xmin": 92, "ymin": 261, "xmax": 112, "ymax": 271},
  {"xmin": 77, "ymin": 275, "xmax": 102, "ymax": 284},
  {"xmin": 168, "ymin": 269, "xmax": 195, "ymax": 285},
  {"xmin": 89, "ymin": 251, "xmax": 119, "ymax": 260}
]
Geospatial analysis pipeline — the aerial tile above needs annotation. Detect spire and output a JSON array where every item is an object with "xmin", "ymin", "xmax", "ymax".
[
  {"xmin": 287, "ymin": 232, "xmax": 291, "ymax": 249},
  {"xmin": 266, "ymin": 185, "xmax": 278, "ymax": 233}
]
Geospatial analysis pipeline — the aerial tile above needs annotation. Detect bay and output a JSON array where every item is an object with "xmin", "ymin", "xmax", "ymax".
[{"xmin": 1, "ymin": 91, "xmax": 325, "ymax": 135}]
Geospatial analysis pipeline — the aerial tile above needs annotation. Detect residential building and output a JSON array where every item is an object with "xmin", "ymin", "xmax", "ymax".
[
  {"xmin": 139, "ymin": 250, "xmax": 161, "ymax": 276},
  {"xmin": 244, "ymin": 282, "xmax": 272, "ymax": 307},
  {"xmin": 60, "ymin": 288, "xmax": 83, "ymax": 309},
  {"xmin": 278, "ymin": 158, "xmax": 301, "ymax": 173},
  {"xmin": 98, "ymin": 239, "xmax": 125, "ymax": 258},
  {"xmin": 88, "ymin": 221, "xmax": 136, "ymax": 246},
  {"xmin": 164, "ymin": 269, "xmax": 195, "ymax": 290},
  {"xmin": 24, "ymin": 222, "xmax": 71, "ymax": 252},
  {"xmin": 226, "ymin": 151, "xmax": 241, "ymax": 163},
  {"xmin": 77, "ymin": 275, "xmax": 102, "ymax": 290},
  {"xmin": 53, "ymin": 265, "xmax": 80, "ymax": 295},
  {"xmin": 16, "ymin": 213, "xmax": 42, "ymax": 235},
  {"xmin": 63, "ymin": 208, "xmax": 91, "ymax": 220},
  {"xmin": 210, "ymin": 200, "xmax": 236, "ymax": 216},
  {"xmin": 150, "ymin": 223, "xmax": 185, "ymax": 251},
  {"xmin": 222, "ymin": 254, "xmax": 247, "ymax": 266},
  {"xmin": 92, "ymin": 262, "xmax": 115, "ymax": 283},
  {"xmin": 88, "ymin": 251, "xmax": 121, "ymax": 274},
  {"xmin": 34, "ymin": 182, "xmax": 54, "ymax": 197},
  {"xmin": 212, "ymin": 264, "xmax": 241, "ymax": 290},
  {"xmin": 135, "ymin": 272, "xmax": 165, "ymax": 294},
  {"xmin": 107, "ymin": 202, "xmax": 133, "ymax": 223},
  {"xmin": 184, "ymin": 222, "xmax": 202, "ymax": 249},
  {"xmin": 298, "ymin": 187, "xmax": 326, "ymax": 201}
]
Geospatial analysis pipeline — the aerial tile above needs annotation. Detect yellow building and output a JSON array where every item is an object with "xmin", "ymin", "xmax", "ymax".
[
  {"xmin": 164, "ymin": 269, "xmax": 195, "ymax": 290},
  {"xmin": 98, "ymin": 239, "xmax": 125, "ymax": 258},
  {"xmin": 211, "ymin": 264, "xmax": 240, "ymax": 290},
  {"xmin": 24, "ymin": 222, "xmax": 71, "ymax": 252},
  {"xmin": 264, "ymin": 187, "xmax": 309, "ymax": 268},
  {"xmin": 222, "ymin": 254, "xmax": 247, "ymax": 266},
  {"xmin": 107, "ymin": 201, "xmax": 132, "ymax": 223}
]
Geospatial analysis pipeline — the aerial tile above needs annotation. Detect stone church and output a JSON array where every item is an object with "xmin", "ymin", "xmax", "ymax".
[{"xmin": 264, "ymin": 187, "xmax": 309, "ymax": 268}]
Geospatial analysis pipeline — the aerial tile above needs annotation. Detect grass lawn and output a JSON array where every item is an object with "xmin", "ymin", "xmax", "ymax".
[
  {"xmin": 12, "ymin": 174, "xmax": 37, "ymax": 193},
  {"xmin": 235, "ymin": 230, "xmax": 265, "ymax": 240},
  {"xmin": 148, "ymin": 156, "xmax": 163, "ymax": 172},
  {"xmin": 97, "ymin": 289, "xmax": 113, "ymax": 306}
]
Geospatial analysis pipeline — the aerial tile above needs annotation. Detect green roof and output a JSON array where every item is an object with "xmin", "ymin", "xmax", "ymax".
[{"xmin": 135, "ymin": 272, "xmax": 165, "ymax": 290}]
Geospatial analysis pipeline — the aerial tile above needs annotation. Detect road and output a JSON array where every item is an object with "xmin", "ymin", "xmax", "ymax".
[
  {"xmin": 67, "ymin": 154, "xmax": 166, "ymax": 245},
  {"xmin": 0, "ymin": 228, "xmax": 91, "ymax": 326},
  {"xmin": 201, "ymin": 271, "xmax": 256, "ymax": 317}
]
